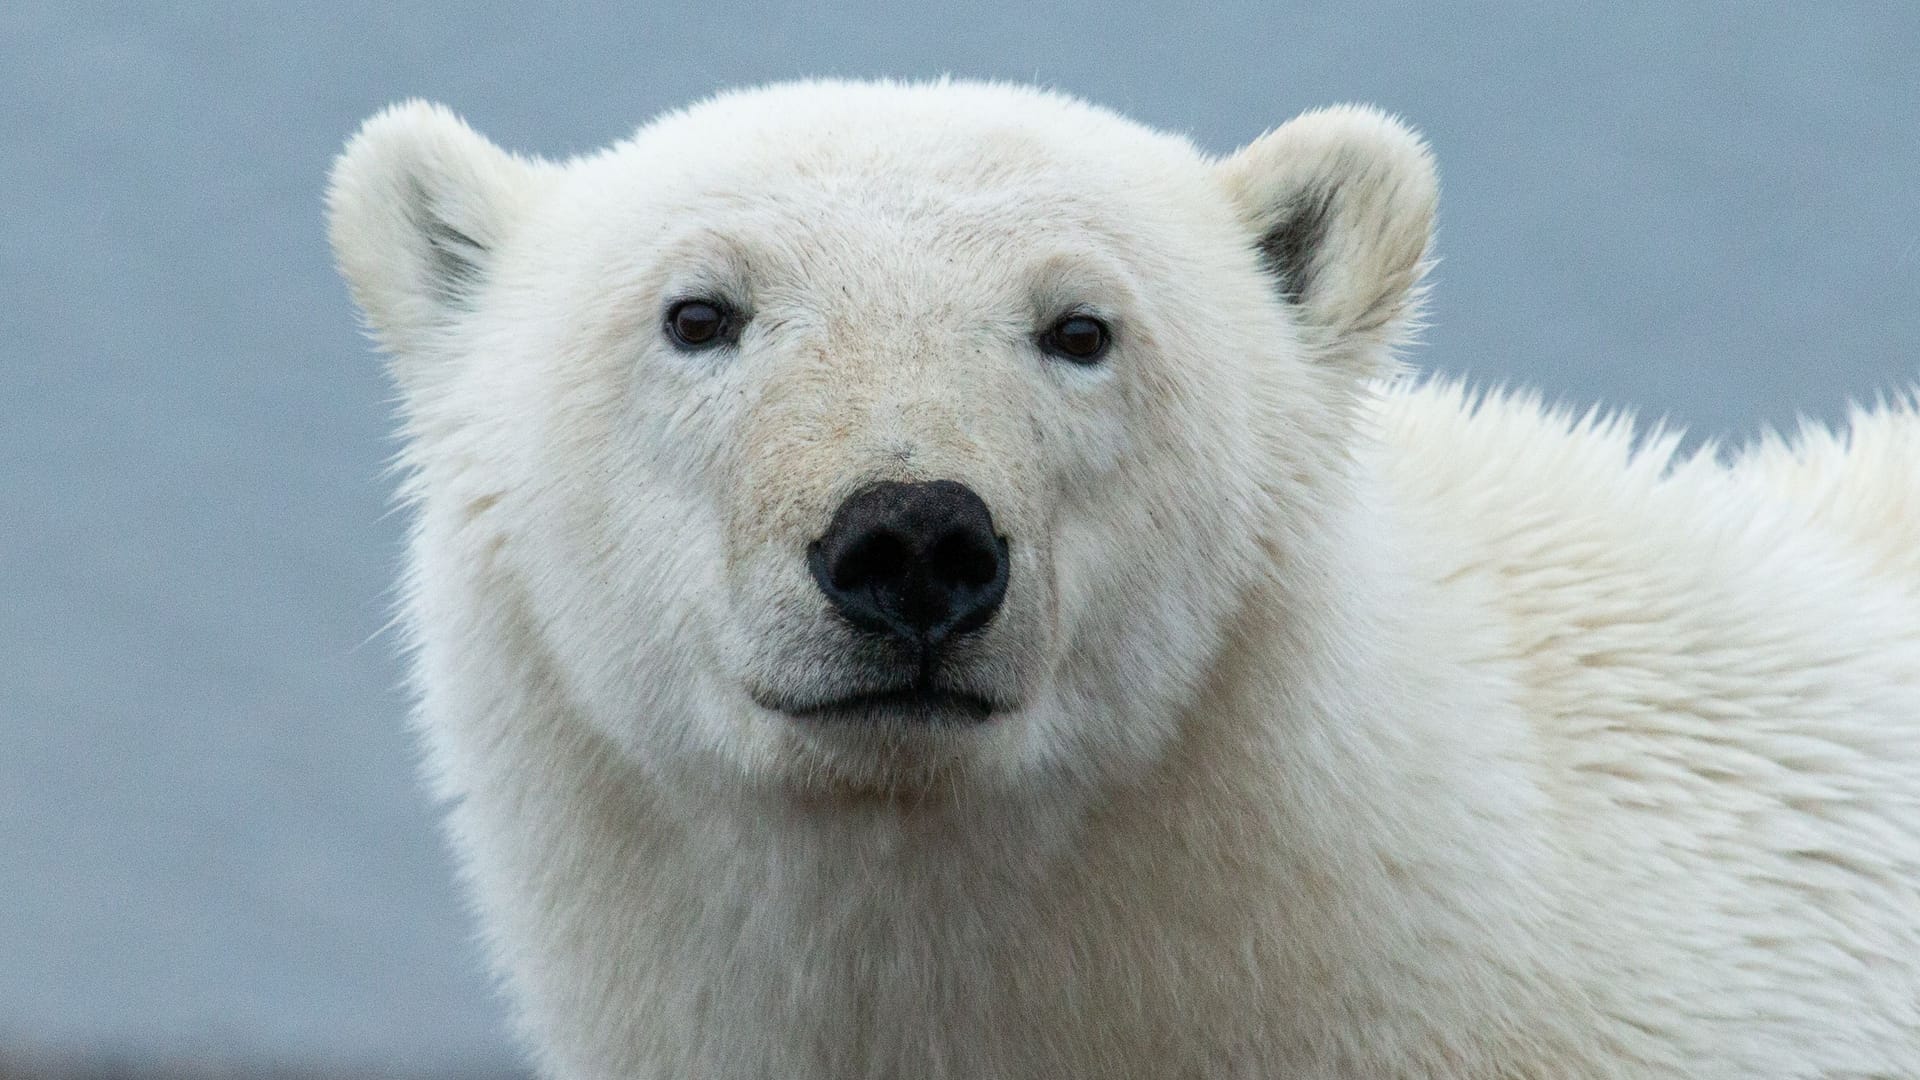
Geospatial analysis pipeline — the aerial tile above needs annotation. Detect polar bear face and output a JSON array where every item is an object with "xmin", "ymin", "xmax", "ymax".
[{"xmin": 330, "ymin": 82, "xmax": 1434, "ymax": 801}]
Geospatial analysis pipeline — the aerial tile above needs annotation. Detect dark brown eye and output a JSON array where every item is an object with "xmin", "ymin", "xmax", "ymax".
[
  {"xmin": 1041, "ymin": 314, "xmax": 1111, "ymax": 364},
  {"xmin": 666, "ymin": 299, "xmax": 731, "ymax": 350}
]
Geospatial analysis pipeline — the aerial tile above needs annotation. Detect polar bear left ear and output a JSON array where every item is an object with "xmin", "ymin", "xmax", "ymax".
[{"xmin": 1215, "ymin": 105, "xmax": 1437, "ymax": 373}]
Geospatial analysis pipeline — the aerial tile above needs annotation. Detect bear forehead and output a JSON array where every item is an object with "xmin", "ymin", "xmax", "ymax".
[
  {"xmin": 551, "ymin": 82, "xmax": 1230, "ymax": 299},
  {"xmin": 587, "ymin": 80, "xmax": 1212, "ymax": 216}
]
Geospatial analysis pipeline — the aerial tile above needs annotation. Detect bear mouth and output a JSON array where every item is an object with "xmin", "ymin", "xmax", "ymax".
[{"xmin": 757, "ymin": 684, "xmax": 1001, "ymax": 724}]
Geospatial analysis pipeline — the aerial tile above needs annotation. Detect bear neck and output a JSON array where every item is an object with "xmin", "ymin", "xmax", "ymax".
[{"xmin": 423, "ymin": 457, "xmax": 1577, "ymax": 1077}]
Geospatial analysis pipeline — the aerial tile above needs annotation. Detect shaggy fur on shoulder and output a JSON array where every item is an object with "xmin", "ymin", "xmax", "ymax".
[{"xmin": 328, "ymin": 80, "xmax": 1920, "ymax": 1079}]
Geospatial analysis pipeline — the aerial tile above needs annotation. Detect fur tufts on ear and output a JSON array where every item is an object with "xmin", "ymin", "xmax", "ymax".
[
  {"xmin": 326, "ymin": 101, "xmax": 544, "ymax": 375},
  {"xmin": 1216, "ymin": 105, "xmax": 1438, "ymax": 373}
]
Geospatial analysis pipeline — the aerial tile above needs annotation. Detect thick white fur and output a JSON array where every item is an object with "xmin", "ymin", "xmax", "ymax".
[{"xmin": 329, "ymin": 81, "xmax": 1920, "ymax": 1078}]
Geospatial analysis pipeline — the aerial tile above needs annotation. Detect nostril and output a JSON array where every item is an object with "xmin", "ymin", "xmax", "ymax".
[
  {"xmin": 832, "ymin": 529, "xmax": 910, "ymax": 591},
  {"xmin": 927, "ymin": 529, "xmax": 1000, "ymax": 589}
]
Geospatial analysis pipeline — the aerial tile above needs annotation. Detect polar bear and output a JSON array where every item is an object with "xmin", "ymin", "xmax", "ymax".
[{"xmin": 327, "ymin": 80, "xmax": 1920, "ymax": 1078}]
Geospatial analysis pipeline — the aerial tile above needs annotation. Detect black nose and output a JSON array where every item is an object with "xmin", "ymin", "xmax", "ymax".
[{"xmin": 808, "ymin": 480, "xmax": 1010, "ymax": 650}]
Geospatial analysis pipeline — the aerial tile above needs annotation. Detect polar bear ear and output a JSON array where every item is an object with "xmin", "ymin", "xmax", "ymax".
[
  {"xmin": 1215, "ymin": 105, "xmax": 1437, "ymax": 373},
  {"xmin": 327, "ymin": 101, "xmax": 545, "ymax": 374}
]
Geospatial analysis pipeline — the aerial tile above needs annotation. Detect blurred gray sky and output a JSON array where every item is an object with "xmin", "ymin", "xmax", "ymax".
[{"xmin": 2, "ymin": 1, "xmax": 1916, "ymax": 1072}]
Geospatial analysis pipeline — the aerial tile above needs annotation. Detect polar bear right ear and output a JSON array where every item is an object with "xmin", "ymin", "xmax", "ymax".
[
  {"xmin": 327, "ymin": 101, "xmax": 546, "ymax": 378},
  {"xmin": 1215, "ymin": 106, "xmax": 1437, "ymax": 374}
]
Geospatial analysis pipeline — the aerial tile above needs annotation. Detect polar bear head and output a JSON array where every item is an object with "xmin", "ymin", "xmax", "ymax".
[{"xmin": 329, "ymin": 81, "xmax": 1434, "ymax": 803}]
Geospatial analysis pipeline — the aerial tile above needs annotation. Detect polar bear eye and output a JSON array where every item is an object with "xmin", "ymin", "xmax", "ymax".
[
  {"xmin": 1040, "ymin": 313, "xmax": 1111, "ymax": 364},
  {"xmin": 665, "ymin": 299, "xmax": 734, "ymax": 350}
]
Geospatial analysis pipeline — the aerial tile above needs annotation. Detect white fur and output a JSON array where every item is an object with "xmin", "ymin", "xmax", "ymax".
[{"xmin": 328, "ymin": 80, "xmax": 1920, "ymax": 1078}]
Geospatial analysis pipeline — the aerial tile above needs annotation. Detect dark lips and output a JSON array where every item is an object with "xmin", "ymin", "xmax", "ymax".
[{"xmin": 769, "ymin": 684, "xmax": 999, "ymax": 724}]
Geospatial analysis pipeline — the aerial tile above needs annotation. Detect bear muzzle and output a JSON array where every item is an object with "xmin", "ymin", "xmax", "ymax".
[
  {"xmin": 768, "ymin": 479, "xmax": 1013, "ymax": 723},
  {"xmin": 807, "ymin": 479, "xmax": 1010, "ymax": 653}
]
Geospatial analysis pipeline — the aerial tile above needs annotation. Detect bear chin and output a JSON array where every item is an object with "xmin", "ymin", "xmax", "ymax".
[{"xmin": 766, "ymin": 708, "xmax": 992, "ymax": 805}]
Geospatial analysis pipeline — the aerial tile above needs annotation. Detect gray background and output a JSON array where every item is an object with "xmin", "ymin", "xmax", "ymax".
[{"xmin": 3, "ymin": 1, "xmax": 1916, "ymax": 1074}]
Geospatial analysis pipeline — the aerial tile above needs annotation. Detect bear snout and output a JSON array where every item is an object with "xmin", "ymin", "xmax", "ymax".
[{"xmin": 807, "ymin": 479, "xmax": 1010, "ymax": 656}]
